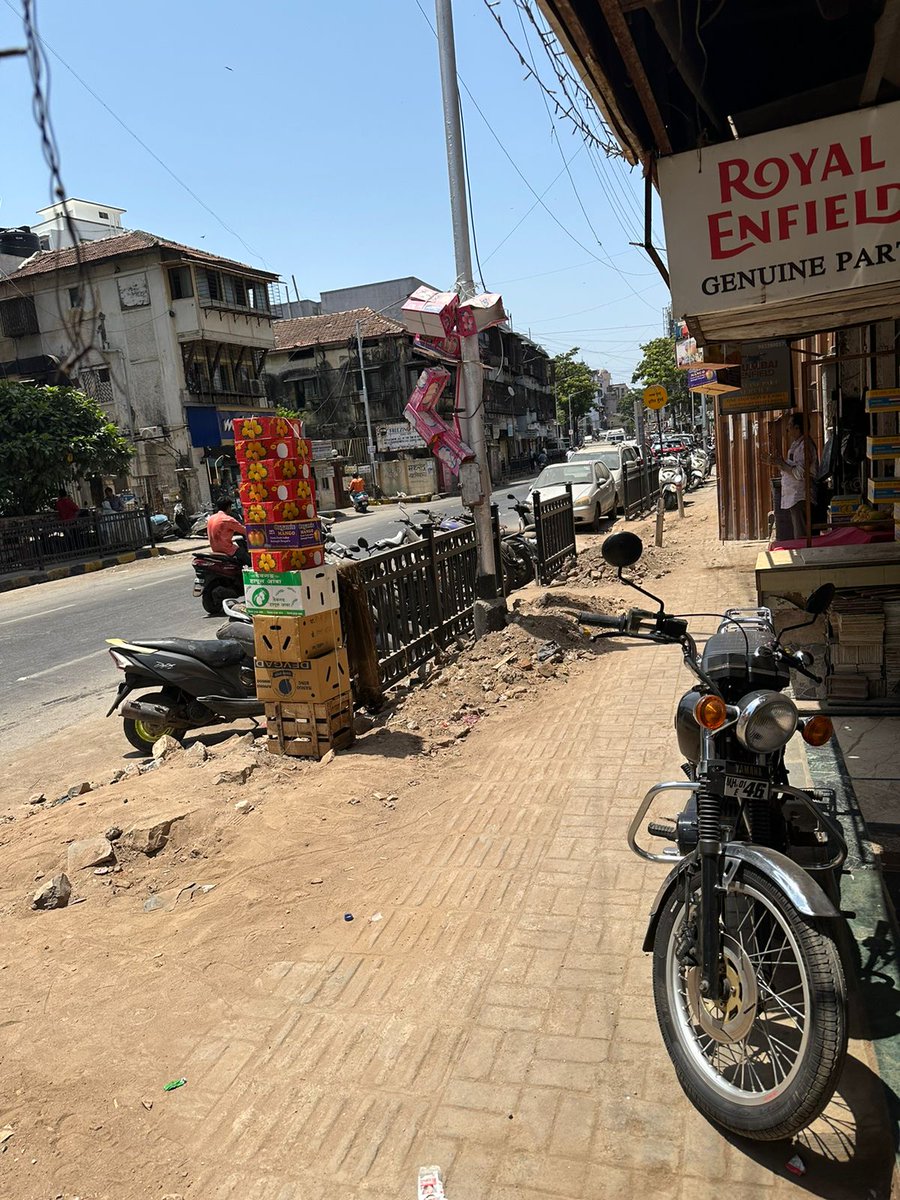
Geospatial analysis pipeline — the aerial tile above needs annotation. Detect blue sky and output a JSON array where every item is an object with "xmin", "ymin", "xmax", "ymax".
[{"xmin": 0, "ymin": 0, "xmax": 670, "ymax": 381}]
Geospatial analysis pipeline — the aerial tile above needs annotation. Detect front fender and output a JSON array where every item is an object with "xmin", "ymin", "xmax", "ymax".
[{"xmin": 642, "ymin": 842, "xmax": 840, "ymax": 952}]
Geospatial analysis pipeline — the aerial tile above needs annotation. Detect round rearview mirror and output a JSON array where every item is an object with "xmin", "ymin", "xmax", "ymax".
[
  {"xmin": 602, "ymin": 531, "xmax": 643, "ymax": 568},
  {"xmin": 507, "ymin": 493, "xmax": 517, "ymax": 500},
  {"xmin": 357, "ymin": 537, "xmax": 369, "ymax": 550},
  {"xmin": 805, "ymin": 582, "xmax": 835, "ymax": 615}
]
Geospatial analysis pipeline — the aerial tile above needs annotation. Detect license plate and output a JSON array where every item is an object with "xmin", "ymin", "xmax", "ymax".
[{"xmin": 723, "ymin": 774, "xmax": 769, "ymax": 800}]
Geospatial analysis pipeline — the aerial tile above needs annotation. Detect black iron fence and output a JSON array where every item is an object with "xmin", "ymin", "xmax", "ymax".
[
  {"xmin": 533, "ymin": 485, "xmax": 576, "ymax": 585},
  {"xmin": 621, "ymin": 462, "xmax": 660, "ymax": 518},
  {"xmin": 0, "ymin": 508, "xmax": 152, "ymax": 574},
  {"xmin": 352, "ymin": 521, "xmax": 490, "ymax": 690}
]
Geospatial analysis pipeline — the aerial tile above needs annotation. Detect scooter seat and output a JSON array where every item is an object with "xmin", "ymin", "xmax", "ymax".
[
  {"xmin": 135, "ymin": 638, "xmax": 247, "ymax": 667},
  {"xmin": 194, "ymin": 552, "xmax": 235, "ymax": 562}
]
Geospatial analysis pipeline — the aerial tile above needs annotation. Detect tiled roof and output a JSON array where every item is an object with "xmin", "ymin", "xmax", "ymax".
[
  {"xmin": 273, "ymin": 308, "xmax": 407, "ymax": 351},
  {"xmin": 2, "ymin": 230, "xmax": 278, "ymax": 281}
]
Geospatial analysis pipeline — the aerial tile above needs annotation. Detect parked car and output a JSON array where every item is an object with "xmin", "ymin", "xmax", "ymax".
[
  {"xmin": 527, "ymin": 458, "xmax": 616, "ymax": 532},
  {"xmin": 568, "ymin": 441, "xmax": 641, "ymax": 512}
]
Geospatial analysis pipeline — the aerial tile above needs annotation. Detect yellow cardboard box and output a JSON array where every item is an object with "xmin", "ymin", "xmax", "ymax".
[
  {"xmin": 253, "ymin": 613, "xmax": 343, "ymax": 663},
  {"xmin": 253, "ymin": 647, "xmax": 350, "ymax": 703}
]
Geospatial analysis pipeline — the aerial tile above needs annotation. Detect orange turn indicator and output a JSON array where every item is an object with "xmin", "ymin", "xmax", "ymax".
[
  {"xmin": 801, "ymin": 715, "xmax": 833, "ymax": 746},
  {"xmin": 694, "ymin": 694, "xmax": 729, "ymax": 731}
]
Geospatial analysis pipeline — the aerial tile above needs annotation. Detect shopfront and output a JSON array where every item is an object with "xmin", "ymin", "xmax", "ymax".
[{"xmin": 658, "ymin": 101, "xmax": 900, "ymax": 711}]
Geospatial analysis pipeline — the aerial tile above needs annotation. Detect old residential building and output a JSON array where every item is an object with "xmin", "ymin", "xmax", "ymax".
[
  {"xmin": 266, "ymin": 306, "xmax": 557, "ymax": 489},
  {"xmin": 0, "ymin": 223, "xmax": 278, "ymax": 510}
]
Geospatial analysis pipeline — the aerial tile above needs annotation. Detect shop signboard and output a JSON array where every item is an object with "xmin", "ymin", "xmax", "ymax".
[
  {"xmin": 659, "ymin": 100, "xmax": 900, "ymax": 321},
  {"xmin": 718, "ymin": 340, "xmax": 792, "ymax": 414},
  {"xmin": 376, "ymin": 422, "xmax": 427, "ymax": 452}
]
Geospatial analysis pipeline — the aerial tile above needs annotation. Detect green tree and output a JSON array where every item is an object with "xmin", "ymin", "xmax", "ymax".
[
  {"xmin": 616, "ymin": 389, "xmax": 642, "ymax": 435},
  {"xmin": 552, "ymin": 348, "xmax": 597, "ymax": 429},
  {"xmin": 631, "ymin": 336, "xmax": 689, "ymax": 428},
  {"xmin": 0, "ymin": 381, "xmax": 133, "ymax": 517}
]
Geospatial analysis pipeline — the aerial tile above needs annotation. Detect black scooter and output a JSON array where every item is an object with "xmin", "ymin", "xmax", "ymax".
[{"xmin": 105, "ymin": 607, "xmax": 262, "ymax": 752}]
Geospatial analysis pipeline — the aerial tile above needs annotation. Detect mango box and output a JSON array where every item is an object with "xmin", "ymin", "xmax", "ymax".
[
  {"xmin": 234, "ymin": 415, "xmax": 301, "ymax": 441},
  {"xmin": 236, "ymin": 435, "xmax": 311, "ymax": 465},
  {"xmin": 253, "ymin": 647, "xmax": 350, "ymax": 703},
  {"xmin": 250, "ymin": 546, "xmax": 326, "ymax": 573},
  {"xmin": 253, "ymin": 613, "xmax": 343, "ymax": 663},
  {"xmin": 245, "ymin": 517, "xmax": 323, "ymax": 548},
  {"xmin": 238, "ymin": 478, "xmax": 317, "ymax": 518},
  {"xmin": 239, "ymin": 456, "xmax": 313, "ymax": 485},
  {"xmin": 242, "ymin": 565, "xmax": 339, "ymax": 617}
]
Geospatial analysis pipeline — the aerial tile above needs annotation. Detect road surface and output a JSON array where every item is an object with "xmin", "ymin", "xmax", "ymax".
[{"xmin": 0, "ymin": 481, "xmax": 537, "ymax": 767}]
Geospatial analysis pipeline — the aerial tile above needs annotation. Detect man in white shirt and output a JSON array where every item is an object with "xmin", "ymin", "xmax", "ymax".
[{"xmin": 772, "ymin": 413, "xmax": 818, "ymax": 540}]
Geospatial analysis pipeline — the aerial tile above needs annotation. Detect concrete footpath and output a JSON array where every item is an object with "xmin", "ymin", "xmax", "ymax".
[{"xmin": 164, "ymin": 488, "xmax": 894, "ymax": 1198}]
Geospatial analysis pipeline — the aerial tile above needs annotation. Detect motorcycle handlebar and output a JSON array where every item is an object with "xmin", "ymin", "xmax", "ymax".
[{"xmin": 577, "ymin": 611, "xmax": 627, "ymax": 632}]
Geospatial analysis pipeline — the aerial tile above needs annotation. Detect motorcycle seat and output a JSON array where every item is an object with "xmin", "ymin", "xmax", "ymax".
[{"xmin": 135, "ymin": 638, "xmax": 247, "ymax": 667}]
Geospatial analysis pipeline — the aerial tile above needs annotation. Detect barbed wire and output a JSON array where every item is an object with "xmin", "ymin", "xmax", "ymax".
[{"xmin": 482, "ymin": 0, "xmax": 625, "ymax": 160}]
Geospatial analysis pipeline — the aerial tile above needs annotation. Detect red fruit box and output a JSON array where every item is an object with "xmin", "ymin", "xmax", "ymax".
[
  {"xmin": 251, "ymin": 545, "xmax": 327, "ymax": 573},
  {"xmin": 236, "ymin": 435, "xmax": 313, "ymax": 466},
  {"xmin": 432, "ymin": 427, "xmax": 474, "ymax": 476},
  {"xmin": 240, "ymin": 457, "xmax": 313, "ymax": 486},
  {"xmin": 245, "ymin": 518, "xmax": 324, "ymax": 549},
  {"xmin": 404, "ymin": 403, "xmax": 447, "ymax": 444},
  {"xmin": 239, "ymin": 479, "xmax": 317, "ymax": 517},
  {"xmin": 456, "ymin": 293, "xmax": 506, "ymax": 337},
  {"xmin": 405, "ymin": 366, "xmax": 451, "ymax": 416},
  {"xmin": 400, "ymin": 286, "xmax": 459, "ymax": 338},
  {"xmin": 234, "ymin": 415, "xmax": 301, "ymax": 441},
  {"xmin": 234, "ymin": 438, "xmax": 268, "ymax": 464}
]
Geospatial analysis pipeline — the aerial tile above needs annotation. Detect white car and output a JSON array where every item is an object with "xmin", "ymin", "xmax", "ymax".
[
  {"xmin": 568, "ymin": 442, "xmax": 641, "ymax": 512},
  {"xmin": 528, "ymin": 459, "xmax": 616, "ymax": 532}
]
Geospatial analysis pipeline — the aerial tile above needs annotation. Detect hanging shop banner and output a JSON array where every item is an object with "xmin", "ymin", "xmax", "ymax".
[
  {"xmin": 658, "ymin": 99, "xmax": 900, "ymax": 320},
  {"xmin": 718, "ymin": 340, "xmax": 792, "ymax": 414}
]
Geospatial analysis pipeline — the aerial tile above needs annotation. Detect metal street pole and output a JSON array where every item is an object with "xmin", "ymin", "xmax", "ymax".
[
  {"xmin": 354, "ymin": 319, "xmax": 378, "ymax": 486},
  {"xmin": 434, "ymin": 0, "xmax": 499, "ymax": 612}
]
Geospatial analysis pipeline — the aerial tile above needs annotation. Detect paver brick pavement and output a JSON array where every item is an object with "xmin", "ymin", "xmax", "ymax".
[{"xmin": 164, "ymin": 488, "xmax": 892, "ymax": 1198}]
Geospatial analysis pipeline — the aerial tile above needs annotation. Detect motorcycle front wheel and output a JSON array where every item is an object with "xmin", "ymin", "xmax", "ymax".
[
  {"xmin": 663, "ymin": 490, "xmax": 678, "ymax": 511},
  {"xmin": 653, "ymin": 865, "xmax": 847, "ymax": 1140}
]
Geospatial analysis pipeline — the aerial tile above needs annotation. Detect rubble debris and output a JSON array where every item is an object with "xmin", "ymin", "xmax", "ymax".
[
  {"xmin": 215, "ymin": 765, "xmax": 257, "ymax": 786},
  {"xmin": 126, "ymin": 815, "xmax": 184, "ymax": 857},
  {"xmin": 152, "ymin": 734, "xmax": 182, "ymax": 761},
  {"xmin": 28, "ymin": 793, "xmax": 46, "ymax": 806},
  {"xmin": 186, "ymin": 743, "xmax": 209, "ymax": 764},
  {"xmin": 235, "ymin": 800, "xmax": 254, "ymax": 814},
  {"xmin": 67, "ymin": 782, "xmax": 92, "ymax": 798},
  {"xmin": 32, "ymin": 874, "xmax": 71, "ymax": 910},
  {"xmin": 67, "ymin": 837, "xmax": 114, "ymax": 873},
  {"xmin": 105, "ymin": 826, "xmax": 123, "ymax": 842}
]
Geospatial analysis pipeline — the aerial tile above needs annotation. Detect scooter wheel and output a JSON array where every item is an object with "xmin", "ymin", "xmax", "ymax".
[{"xmin": 122, "ymin": 693, "xmax": 184, "ymax": 753}]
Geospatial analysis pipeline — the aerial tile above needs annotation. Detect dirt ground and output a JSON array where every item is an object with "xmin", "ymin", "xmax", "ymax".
[{"xmin": 0, "ymin": 494, "xmax": 790, "ymax": 1200}]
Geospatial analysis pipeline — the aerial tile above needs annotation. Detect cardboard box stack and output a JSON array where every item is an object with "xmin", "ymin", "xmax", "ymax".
[{"xmin": 234, "ymin": 416, "xmax": 352, "ymax": 758}]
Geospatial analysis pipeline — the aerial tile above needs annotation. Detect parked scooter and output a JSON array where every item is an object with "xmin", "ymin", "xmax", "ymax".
[
  {"xmin": 192, "ymin": 535, "xmax": 248, "ymax": 615},
  {"xmin": 105, "ymin": 619, "xmax": 262, "ymax": 752},
  {"xmin": 659, "ymin": 456, "xmax": 686, "ymax": 511},
  {"xmin": 173, "ymin": 501, "xmax": 192, "ymax": 537},
  {"xmin": 579, "ymin": 531, "xmax": 846, "ymax": 1140}
]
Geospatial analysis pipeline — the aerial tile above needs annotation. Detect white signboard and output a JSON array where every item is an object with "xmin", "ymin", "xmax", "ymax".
[
  {"xmin": 376, "ymin": 422, "xmax": 426, "ymax": 452},
  {"xmin": 658, "ymin": 100, "xmax": 900, "ymax": 319}
]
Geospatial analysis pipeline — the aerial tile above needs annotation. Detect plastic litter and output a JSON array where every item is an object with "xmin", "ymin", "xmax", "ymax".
[
  {"xmin": 786, "ymin": 1153, "xmax": 806, "ymax": 1177},
  {"xmin": 369, "ymin": 912, "xmax": 383, "ymax": 923},
  {"xmin": 344, "ymin": 913, "xmax": 354, "ymax": 922},
  {"xmin": 418, "ymin": 1165, "xmax": 446, "ymax": 1200},
  {"xmin": 163, "ymin": 1078, "xmax": 187, "ymax": 1092}
]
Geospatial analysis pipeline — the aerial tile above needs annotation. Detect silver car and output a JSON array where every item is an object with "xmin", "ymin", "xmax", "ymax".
[
  {"xmin": 568, "ymin": 442, "xmax": 641, "ymax": 512},
  {"xmin": 528, "ymin": 459, "xmax": 616, "ymax": 532}
]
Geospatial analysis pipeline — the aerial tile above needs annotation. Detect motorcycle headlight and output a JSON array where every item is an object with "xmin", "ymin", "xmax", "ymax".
[{"xmin": 735, "ymin": 689, "xmax": 798, "ymax": 753}]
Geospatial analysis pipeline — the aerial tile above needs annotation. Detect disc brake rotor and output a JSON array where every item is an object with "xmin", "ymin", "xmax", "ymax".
[{"xmin": 686, "ymin": 937, "xmax": 758, "ymax": 1044}]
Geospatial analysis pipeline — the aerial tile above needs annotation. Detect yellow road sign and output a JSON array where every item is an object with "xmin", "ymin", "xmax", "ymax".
[{"xmin": 642, "ymin": 385, "xmax": 668, "ymax": 411}]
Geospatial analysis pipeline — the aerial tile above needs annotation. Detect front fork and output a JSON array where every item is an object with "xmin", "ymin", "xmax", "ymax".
[{"xmin": 697, "ymin": 729, "xmax": 724, "ymax": 998}]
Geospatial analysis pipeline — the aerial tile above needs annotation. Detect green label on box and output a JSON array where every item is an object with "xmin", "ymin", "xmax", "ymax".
[{"xmin": 242, "ymin": 568, "xmax": 307, "ymax": 616}]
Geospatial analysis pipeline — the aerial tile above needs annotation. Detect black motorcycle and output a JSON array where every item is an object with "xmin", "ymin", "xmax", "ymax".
[
  {"xmin": 580, "ymin": 531, "xmax": 847, "ymax": 1140},
  {"xmin": 105, "ymin": 606, "xmax": 262, "ymax": 751}
]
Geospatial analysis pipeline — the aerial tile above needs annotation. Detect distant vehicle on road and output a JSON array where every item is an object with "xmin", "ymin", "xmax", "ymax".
[
  {"xmin": 528, "ymin": 458, "xmax": 616, "ymax": 532},
  {"xmin": 569, "ymin": 441, "xmax": 641, "ymax": 512}
]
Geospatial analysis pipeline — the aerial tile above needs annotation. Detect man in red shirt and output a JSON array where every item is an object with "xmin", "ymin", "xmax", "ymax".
[
  {"xmin": 55, "ymin": 490, "xmax": 80, "ymax": 522},
  {"xmin": 206, "ymin": 499, "xmax": 246, "ymax": 556}
]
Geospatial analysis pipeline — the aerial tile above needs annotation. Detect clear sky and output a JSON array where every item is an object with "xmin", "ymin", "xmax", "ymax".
[{"xmin": 0, "ymin": 0, "xmax": 670, "ymax": 381}]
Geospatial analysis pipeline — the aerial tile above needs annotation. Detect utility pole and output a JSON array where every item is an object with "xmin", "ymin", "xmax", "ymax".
[
  {"xmin": 354, "ymin": 318, "xmax": 377, "ymax": 486},
  {"xmin": 434, "ymin": 0, "xmax": 502, "ymax": 624}
]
